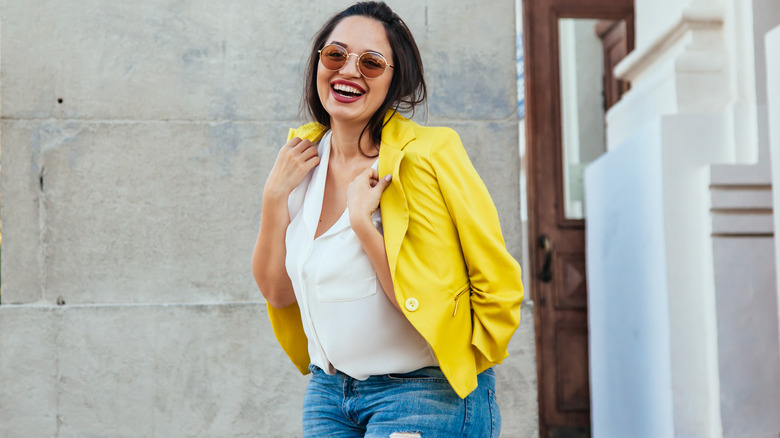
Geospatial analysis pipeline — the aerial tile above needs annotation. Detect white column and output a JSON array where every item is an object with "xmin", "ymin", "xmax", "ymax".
[
  {"xmin": 768, "ymin": 25, "xmax": 780, "ymax": 353},
  {"xmin": 596, "ymin": 4, "xmax": 728, "ymax": 437}
]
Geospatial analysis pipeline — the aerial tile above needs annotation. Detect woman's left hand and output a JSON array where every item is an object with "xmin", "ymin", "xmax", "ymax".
[{"xmin": 347, "ymin": 168, "xmax": 392, "ymax": 228}]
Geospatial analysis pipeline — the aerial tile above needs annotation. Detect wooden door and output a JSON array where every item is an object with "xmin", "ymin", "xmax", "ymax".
[
  {"xmin": 521, "ymin": 1, "xmax": 633, "ymax": 437},
  {"xmin": 597, "ymin": 19, "xmax": 632, "ymax": 109}
]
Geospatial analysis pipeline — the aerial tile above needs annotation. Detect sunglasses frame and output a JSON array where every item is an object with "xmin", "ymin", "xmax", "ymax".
[{"xmin": 318, "ymin": 43, "xmax": 394, "ymax": 78}]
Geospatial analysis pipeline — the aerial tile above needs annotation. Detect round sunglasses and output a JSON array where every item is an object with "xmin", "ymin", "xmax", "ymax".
[{"xmin": 318, "ymin": 44, "xmax": 394, "ymax": 79}]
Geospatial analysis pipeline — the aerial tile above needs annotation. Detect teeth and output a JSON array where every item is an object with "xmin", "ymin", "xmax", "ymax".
[{"xmin": 332, "ymin": 83, "xmax": 364, "ymax": 95}]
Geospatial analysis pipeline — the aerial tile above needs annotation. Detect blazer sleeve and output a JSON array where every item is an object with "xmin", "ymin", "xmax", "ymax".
[{"xmin": 430, "ymin": 128, "xmax": 525, "ymax": 364}]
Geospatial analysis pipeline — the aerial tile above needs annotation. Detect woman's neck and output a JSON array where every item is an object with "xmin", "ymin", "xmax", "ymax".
[{"xmin": 329, "ymin": 119, "xmax": 377, "ymax": 160}]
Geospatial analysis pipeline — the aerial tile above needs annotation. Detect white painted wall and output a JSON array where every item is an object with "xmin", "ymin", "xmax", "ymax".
[
  {"xmin": 723, "ymin": 0, "xmax": 761, "ymax": 164},
  {"xmin": 712, "ymin": 237, "xmax": 780, "ymax": 438}
]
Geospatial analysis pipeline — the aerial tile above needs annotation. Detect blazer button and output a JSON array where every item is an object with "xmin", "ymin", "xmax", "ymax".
[{"xmin": 404, "ymin": 298, "xmax": 419, "ymax": 312}]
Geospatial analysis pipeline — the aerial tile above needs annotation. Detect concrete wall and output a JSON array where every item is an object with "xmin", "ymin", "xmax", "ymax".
[
  {"xmin": 0, "ymin": 304, "xmax": 307, "ymax": 437},
  {"xmin": 0, "ymin": 1, "xmax": 536, "ymax": 436}
]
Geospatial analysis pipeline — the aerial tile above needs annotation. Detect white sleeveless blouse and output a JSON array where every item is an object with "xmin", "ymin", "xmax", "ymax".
[{"xmin": 284, "ymin": 131, "xmax": 437, "ymax": 379}]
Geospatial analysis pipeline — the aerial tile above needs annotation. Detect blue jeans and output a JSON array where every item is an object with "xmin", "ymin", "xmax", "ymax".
[{"xmin": 302, "ymin": 365, "xmax": 500, "ymax": 437}]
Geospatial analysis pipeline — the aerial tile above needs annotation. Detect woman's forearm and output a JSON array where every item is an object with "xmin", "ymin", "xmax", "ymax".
[
  {"xmin": 252, "ymin": 190, "xmax": 297, "ymax": 308},
  {"xmin": 352, "ymin": 217, "xmax": 400, "ymax": 311},
  {"xmin": 254, "ymin": 135, "xmax": 320, "ymax": 308}
]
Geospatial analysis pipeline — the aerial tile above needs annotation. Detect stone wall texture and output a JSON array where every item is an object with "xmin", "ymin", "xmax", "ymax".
[{"xmin": 0, "ymin": 0, "xmax": 536, "ymax": 436}]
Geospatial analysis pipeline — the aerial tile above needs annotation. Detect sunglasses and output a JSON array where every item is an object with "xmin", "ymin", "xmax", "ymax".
[{"xmin": 318, "ymin": 44, "xmax": 394, "ymax": 79}]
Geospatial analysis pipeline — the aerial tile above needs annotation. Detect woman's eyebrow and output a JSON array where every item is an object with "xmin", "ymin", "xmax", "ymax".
[{"xmin": 328, "ymin": 40, "xmax": 385, "ymax": 55}]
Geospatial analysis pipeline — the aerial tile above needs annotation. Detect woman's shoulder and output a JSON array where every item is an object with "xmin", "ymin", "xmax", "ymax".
[
  {"xmin": 413, "ymin": 124, "xmax": 459, "ymax": 144},
  {"xmin": 385, "ymin": 113, "xmax": 462, "ymax": 152}
]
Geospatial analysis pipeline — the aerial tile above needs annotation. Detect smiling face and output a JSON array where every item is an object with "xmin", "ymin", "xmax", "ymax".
[{"xmin": 317, "ymin": 16, "xmax": 394, "ymax": 131}]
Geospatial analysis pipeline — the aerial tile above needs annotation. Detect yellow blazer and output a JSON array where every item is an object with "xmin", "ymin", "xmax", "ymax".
[{"xmin": 266, "ymin": 112, "xmax": 524, "ymax": 398}]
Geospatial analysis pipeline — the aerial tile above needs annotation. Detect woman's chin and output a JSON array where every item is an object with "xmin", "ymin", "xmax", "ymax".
[{"xmin": 325, "ymin": 103, "xmax": 373, "ymax": 126}]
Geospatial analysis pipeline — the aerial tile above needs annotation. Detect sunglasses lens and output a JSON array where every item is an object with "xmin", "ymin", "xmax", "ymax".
[
  {"xmin": 358, "ymin": 53, "xmax": 387, "ymax": 78},
  {"xmin": 320, "ymin": 45, "xmax": 348, "ymax": 70},
  {"xmin": 319, "ymin": 45, "xmax": 389, "ymax": 78}
]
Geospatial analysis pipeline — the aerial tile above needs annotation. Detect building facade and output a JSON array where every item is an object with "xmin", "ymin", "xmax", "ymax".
[
  {"xmin": 585, "ymin": 0, "xmax": 780, "ymax": 436},
  {"xmin": 3, "ymin": 0, "xmax": 779, "ymax": 437}
]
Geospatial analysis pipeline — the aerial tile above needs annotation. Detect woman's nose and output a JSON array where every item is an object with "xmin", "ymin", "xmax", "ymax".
[{"xmin": 339, "ymin": 53, "xmax": 361, "ymax": 77}]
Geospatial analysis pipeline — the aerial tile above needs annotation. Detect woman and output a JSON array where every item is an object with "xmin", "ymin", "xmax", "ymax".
[{"xmin": 252, "ymin": 2, "xmax": 524, "ymax": 436}]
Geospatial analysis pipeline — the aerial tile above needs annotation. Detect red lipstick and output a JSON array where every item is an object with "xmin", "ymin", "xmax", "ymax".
[{"xmin": 330, "ymin": 80, "xmax": 365, "ymax": 103}]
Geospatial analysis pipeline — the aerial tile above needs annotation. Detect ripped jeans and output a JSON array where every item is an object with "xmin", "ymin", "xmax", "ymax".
[{"xmin": 302, "ymin": 365, "xmax": 500, "ymax": 438}]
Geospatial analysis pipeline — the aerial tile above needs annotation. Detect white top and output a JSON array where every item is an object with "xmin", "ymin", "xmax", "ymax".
[{"xmin": 284, "ymin": 130, "xmax": 437, "ymax": 379}]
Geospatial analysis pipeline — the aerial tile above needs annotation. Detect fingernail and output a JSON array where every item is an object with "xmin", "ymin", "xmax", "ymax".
[{"xmin": 384, "ymin": 175, "xmax": 392, "ymax": 182}]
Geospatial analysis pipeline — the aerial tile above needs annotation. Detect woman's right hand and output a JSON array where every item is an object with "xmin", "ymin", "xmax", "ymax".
[{"xmin": 264, "ymin": 137, "xmax": 320, "ymax": 199}]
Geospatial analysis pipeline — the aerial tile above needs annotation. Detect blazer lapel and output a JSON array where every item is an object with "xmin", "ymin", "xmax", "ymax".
[
  {"xmin": 286, "ymin": 123, "xmax": 328, "ymax": 238},
  {"xmin": 378, "ymin": 113, "xmax": 415, "ymax": 280},
  {"xmin": 288, "ymin": 122, "xmax": 327, "ymax": 144}
]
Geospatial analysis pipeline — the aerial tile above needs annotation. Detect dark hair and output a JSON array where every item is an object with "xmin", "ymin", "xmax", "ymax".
[{"xmin": 302, "ymin": 1, "xmax": 426, "ymax": 156}]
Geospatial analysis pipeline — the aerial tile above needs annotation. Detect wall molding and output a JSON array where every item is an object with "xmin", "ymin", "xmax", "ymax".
[
  {"xmin": 615, "ymin": 5, "xmax": 724, "ymax": 81},
  {"xmin": 710, "ymin": 184, "xmax": 774, "ymax": 236}
]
